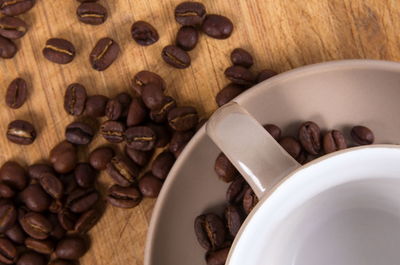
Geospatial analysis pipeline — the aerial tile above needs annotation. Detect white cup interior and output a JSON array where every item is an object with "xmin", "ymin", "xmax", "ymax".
[{"xmin": 228, "ymin": 146, "xmax": 400, "ymax": 265}]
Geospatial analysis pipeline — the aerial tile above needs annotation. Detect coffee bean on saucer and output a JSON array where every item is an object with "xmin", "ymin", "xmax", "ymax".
[
  {"xmin": 20, "ymin": 212, "xmax": 52, "ymax": 239},
  {"xmin": 125, "ymin": 126, "xmax": 157, "ymax": 151},
  {"xmin": 100, "ymin": 120, "xmax": 125, "ymax": 143},
  {"xmin": 16, "ymin": 251, "xmax": 46, "ymax": 265},
  {"xmin": 66, "ymin": 188, "xmax": 99, "ymax": 213},
  {"xmin": 256, "ymin": 69, "xmax": 277, "ymax": 83},
  {"xmin": 6, "ymin": 120, "xmax": 36, "ymax": 145},
  {"xmin": 0, "ymin": 238, "xmax": 17, "ymax": 264},
  {"xmin": 25, "ymin": 237, "xmax": 54, "ymax": 254},
  {"xmin": 106, "ymin": 155, "xmax": 140, "ymax": 187},
  {"xmin": 89, "ymin": 146, "xmax": 114, "ymax": 171},
  {"xmin": 231, "ymin": 48, "xmax": 253, "ymax": 68},
  {"xmin": 132, "ymin": 70, "xmax": 165, "ymax": 96},
  {"xmin": 65, "ymin": 121, "xmax": 94, "ymax": 145},
  {"xmin": 242, "ymin": 186, "xmax": 258, "ymax": 215},
  {"xmin": 49, "ymin": 141, "xmax": 77, "ymax": 174},
  {"xmin": 0, "ymin": 16, "xmax": 28, "ymax": 39},
  {"xmin": 116, "ymin": 92, "xmax": 132, "ymax": 117},
  {"xmin": 74, "ymin": 208, "xmax": 100, "ymax": 233},
  {"xmin": 224, "ymin": 204, "xmax": 242, "ymax": 238},
  {"xmin": 28, "ymin": 164, "xmax": 54, "ymax": 180},
  {"xmin": 176, "ymin": 26, "xmax": 198, "ymax": 51},
  {"xmin": 19, "ymin": 184, "xmax": 51, "ymax": 212},
  {"xmin": 0, "ymin": 35, "xmax": 17, "ymax": 58},
  {"xmin": 263, "ymin": 124, "xmax": 281, "ymax": 141},
  {"xmin": 55, "ymin": 236, "xmax": 88, "ymax": 260},
  {"xmin": 206, "ymin": 247, "xmax": 230, "ymax": 265},
  {"xmin": 74, "ymin": 163, "xmax": 96, "ymax": 188},
  {"xmin": 0, "ymin": 0, "xmax": 35, "ymax": 16},
  {"xmin": 0, "ymin": 183, "xmax": 15, "ymax": 198},
  {"xmin": 126, "ymin": 97, "xmax": 148, "ymax": 127},
  {"xmin": 279, "ymin": 136, "xmax": 303, "ymax": 161},
  {"xmin": 226, "ymin": 177, "xmax": 248, "ymax": 204},
  {"xmin": 224, "ymin": 65, "xmax": 255, "ymax": 86},
  {"xmin": 105, "ymin": 98, "xmax": 122, "ymax": 121},
  {"xmin": 215, "ymin": 83, "xmax": 244, "ymax": 107},
  {"xmin": 175, "ymin": 1, "xmax": 206, "ymax": 26},
  {"xmin": 298, "ymin": 121, "xmax": 321, "ymax": 155},
  {"xmin": 4, "ymin": 223, "xmax": 25, "ymax": 244},
  {"xmin": 107, "ymin": 184, "xmax": 142, "ymax": 208},
  {"xmin": 5, "ymin": 77, "xmax": 27, "ymax": 109},
  {"xmin": 194, "ymin": 214, "xmax": 226, "ymax": 250},
  {"xmin": 169, "ymin": 130, "xmax": 194, "ymax": 158},
  {"xmin": 77, "ymin": 2, "xmax": 107, "ymax": 25},
  {"xmin": 125, "ymin": 147, "xmax": 153, "ymax": 167},
  {"xmin": 64, "ymin": 83, "xmax": 87, "ymax": 116},
  {"xmin": 151, "ymin": 151, "xmax": 175, "ymax": 180},
  {"xmin": 150, "ymin": 96, "xmax": 176, "ymax": 123},
  {"xmin": 168, "ymin": 106, "xmax": 198, "ymax": 131},
  {"xmin": 84, "ymin": 95, "xmax": 108, "ymax": 117},
  {"xmin": 351, "ymin": 125, "xmax": 374, "ymax": 145},
  {"xmin": 90, "ymin": 37, "xmax": 119, "ymax": 71},
  {"xmin": 202, "ymin": 14, "xmax": 233, "ymax": 39},
  {"xmin": 214, "ymin": 153, "xmax": 238, "ymax": 183},
  {"xmin": 138, "ymin": 172, "xmax": 163, "ymax": 198},
  {"xmin": 0, "ymin": 202, "xmax": 16, "ymax": 232},
  {"xmin": 161, "ymin": 45, "xmax": 191, "ymax": 69},
  {"xmin": 141, "ymin": 83, "xmax": 166, "ymax": 110},
  {"xmin": 43, "ymin": 38, "xmax": 75, "ymax": 64},
  {"xmin": 323, "ymin": 130, "xmax": 347, "ymax": 154},
  {"xmin": 0, "ymin": 161, "xmax": 27, "ymax": 190},
  {"xmin": 131, "ymin": 21, "xmax": 159, "ymax": 46}
]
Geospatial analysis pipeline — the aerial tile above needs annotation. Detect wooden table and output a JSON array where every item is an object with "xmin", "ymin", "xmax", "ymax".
[{"xmin": 0, "ymin": 0, "xmax": 398, "ymax": 264}]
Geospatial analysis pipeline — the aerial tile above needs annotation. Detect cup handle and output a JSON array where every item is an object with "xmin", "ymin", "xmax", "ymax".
[{"xmin": 206, "ymin": 102, "xmax": 301, "ymax": 199}]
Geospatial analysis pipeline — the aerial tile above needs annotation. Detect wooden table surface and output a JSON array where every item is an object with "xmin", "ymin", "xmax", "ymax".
[{"xmin": 0, "ymin": 0, "xmax": 399, "ymax": 264}]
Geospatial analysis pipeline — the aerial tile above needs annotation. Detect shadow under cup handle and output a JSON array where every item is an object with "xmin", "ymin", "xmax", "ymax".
[{"xmin": 206, "ymin": 102, "xmax": 301, "ymax": 199}]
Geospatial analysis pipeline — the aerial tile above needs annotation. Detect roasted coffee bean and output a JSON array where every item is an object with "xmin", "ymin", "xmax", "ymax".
[
  {"xmin": 215, "ymin": 83, "xmax": 243, "ymax": 107},
  {"xmin": 0, "ymin": 183, "xmax": 14, "ymax": 198},
  {"xmin": 151, "ymin": 151, "xmax": 175, "ymax": 180},
  {"xmin": 49, "ymin": 200, "xmax": 63, "ymax": 214},
  {"xmin": 141, "ymin": 83, "xmax": 166, "ymax": 110},
  {"xmin": 231, "ymin": 48, "xmax": 253, "ymax": 68},
  {"xmin": 174, "ymin": 1, "xmax": 206, "ymax": 26},
  {"xmin": 106, "ymin": 156, "xmax": 140, "ymax": 187},
  {"xmin": 57, "ymin": 209, "xmax": 77, "ymax": 231},
  {"xmin": 55, "ymin": 236, "xmax": 87, "ymax": 260},
  {"xmin": 0, "ymin": 161, "xmax": 27, "ymax": 190},
  {"xmin": 43, "ymin": 38, "xmax": 75, "ymax": 64},
  {"xmin": 5, "ymin": 224, "xmax": 26, "ymax": 244},
  {"xmin": 224, "ymin": 65, "xmax": 255, "ymax": 86},
  {"xmin": 116, "ymin": 92, "xmax": 132, "ymax": 117},
  {"xmin": 20, "ymin": 212, "xmax": 52, "ymax": 239},
  {"xmin": 105, "ymin": 98, "xmax": 122, "ymax": 121},
  {"xmin": 168, "ymin": 106, "xmax": 198, "ymax": 131},
  {"xmin": 323, "ymin": 130, "xmax": 347, "ymax": 154},
  {"xmin": 25, "ymin": 237, "xmax": 54, "ymax": 254},
  {"xmin": 0, "ymin": 35, "xmax": 17, "ymax": 58},
  {"xmin": 107, "ymin": 184, "xmax": 142, "ymax": 208},
  {"xmin": 214, "ymin": 153, "xmax": 238, "ymax": 183},
  {"xmin": 224, "ymin": 204, "xmax": 242, "ymax": 238},
  {"xmin": 138, "ymin": 173, "xmax": 163, "ymax": 198},
  {"xmin": 39, "ymin": 173, "xmax": 63, "ymax": 199},
  {"xmin": 126, "ymin": 97, "xmax": 148, "ymax": 127},
  {"xmin": 132, "ymin": 70, "xmax": 165, "ymax": 95},
  {"xmin": 279, "ymin": 137, "xmax": 303, "ymax": 162},
  {"xmin": 59, "ymin": 174, "xmax": 78, "ymax": 195},
  {"xmin": 0, "ymin": 238, "xmax": 17, "ymax": 264},
  {"xmin": 5, "ymin": 77, "xmax": 27, "ymax": 109},
  {"xmin": 131, "ymin": 20, "xmax": 159, "ymax": 46},
  {"xmin": 49, "ymin": 260, "xmax": 75, "ymax": 265},
  {"xmin": 6, "ymin": 120, "xmax": 36, "ymax": 145},
  {"xmin": 150, "ymin": 96, "xmax": 176, "ymax": 123},
  {"xmin": 84, "ymin": 95, "xmax": 108, "ymax": 117},
  {"xmin": 0, "ymin": 0, "xmax": 34, "ymax": 16},
  {"xmin": 74, "ymin": 163, "xmax": 96, "ymax": 188},
  {"xmin": 66, "ymin": 189, "xmax": 99, "ymax": 213},
  {"xmin": 242, "ymin": 186, "xmax": 258, "ymax": 215},
  {"xmin": 298, "ymin": 121, "xmax": 321, "ymax": 155},
  {"xmin": 0, "ymin": 203, "xmax": 16, "ymax": 232},
  {"xmin": 77, "ymin": 2, "xmax": 107, "ymax": 25},
  {"xmin": 161, "ymin": 45, "xmax": 191, "ymax": 69},
  {"xmin": 194, "ymin": 214, "xmax": 226, "ymax": 250},
  {"xmin": 50, "ymin": 141, "xmax": 77, "ymax": 174},
  {"xmin": 64, "ymin": 83, "xmax": 87, "ymax": 116},
  {"xmin": 147, "ymin": 123, "xmax": 171, "ymax": 148},
  {"xmin": 89, "ymin": 146, "xmax": 114, "ymax": 171},
  {"xmin": 28, "ymin": 164, "xmax": 54, "ymax": 180},
  {"xmin": 100, "ymin": 120, "xmax": 125, "ymax": 143},
  {"xmin": 206, "ymin": 247, "xmax": 230, "ymax": 265},
  {"xmin": 125, "ymin": 126, "xmax": 157, "ymax": 151},
  {"xmin": 169, "ymin": 130, "xmax": 194, "ymax": 158},
  {"xmin": 351, "ymin": 125, "xmax": 374, "ymax": 145},
  {"xmin": 74, "ymin": 208, "xmax": 100, "ymax": 233},
  {"xmin": 65, "ymin": 121, "xmax": 94, "ymax": 145},
  {"xmin": 226, "ymin": 177, "xmax": 248, "ymax": 204},
  {"xmin": 49, "ymin": 214, "xmax": 65, "ymax": 239},
  {"xmin": 202, "ymin": 14, "xmax": 233, "ymax": 39},
  {"xmin": 125, "ymin": 147, "xmax": 152, "ymax": 167},
  {"xmin": 263, "ymin": 124, "xmax": 281, "ymax": 141},
  {"xmin": 16, "ymin": 251, "xmax": 46, "ymax": 265},
  {"xmin": 176, "ymin": 26, "xmax": 198, "ymax": 51},
  {"xmin": 256, "ymin": 69, "xmax": 277, "ymax": 83},
  {"xmin": 19, "ymin": 184, "xmax": 51, "ymax": 212},
  {"xmin": 90, "ymin": 37, "xmax": 120, "ymax": 71}
]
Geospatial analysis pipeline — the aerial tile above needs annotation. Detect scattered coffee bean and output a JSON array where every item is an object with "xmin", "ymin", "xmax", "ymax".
[
  {"xmin": 224, "ymin": 65, "xmax": 255, "ymax": 86},
  {"xmin": 202, "ymin": 14, "xmax": 233, "ymax": 39},
  {"xmin": 0, "ymin": 183, "xmax": 15, "ymax": 198},
  {"xmin": 0, "ymin": 16, "xmax": 28, "ymax": 39},
  {"xmin": 5, "ymin": 77, "xmax": 27, "ymax": 109},
  {"xmin": 206, "ymin": 247, "xmax": 230, "ymax": 265},
  {"xmin": 64, "ymin": 83, "xmax": 87, "ymax": 116},
  {"xmin": 19, "ymin": 184, "xmax": 51, "ymax": 212},
  {"xmin": 105, "ymin": 98, "xmax": 122, "ymax": 121},
  {"xmin": 66, "ymin": 188, "xmax": 99, "ymax": 213},
  {"xmin": 65, "ymin": 121, "xmax": 94, "ymax": 145},
  {"xmin": 74, "ymin": 208, "xmax": 100, "ymax": 233},
  {"xmin": 28, "ymin": 164, "xmax": 54, "ymax": 180},
  {"xmin": 298, "ymin": 121, "xmax": 321, "ymax": 155},
  {"xmin": 161, "ymin": 45, "xmax": 191, "ymax": 69},
  {"xmin": 106, "ymin": 156, "xmax": 140, "ymax": 187},
  {"xmin": 57, "ymin": 209, "xmax": 77, "ymax": 231},
  {"xmin": 224, "ymin": 204, "xmax": 242, "ymax": 238},
  {"xmin": 125, "ymin": 147, "xmax": 152, "ymax": 167},
  {"xmin": 226, "ymin": 177, "xmax": 248, "ymax": 204},
  {"xmin": 194, "ymin": 214, "xmax": 226, "ymax": 250},
  {"xmin": 126, "ymin": 97, "xmax": 148, "ymax": 127},
  {"xmin": 0, "ymin": 202, "xmax": 16, "ymax": 232},
  {"xmin": 0, "ymin": 35, "xmax": 17, "ymax": 58},
  {"xmin": 351, "ymin": 125, "xmax": 374, "ymax": 145},
  {"xmin": 84, "ymin": 95, "xmax": 108, "ymax": 117},
  {"xmin": 174, "ymin": 1, "xmax": 206, "ymax": 26},
  {"xmin": 89, "ymin": 146, "xmax": 114, "ymax": 171},
  {"xmin": 168, "ymin": 106, "xmax": 198, "ymax": 131},
  {"xmin": 55, "ymin": 236, "xmax": 87, "ymax": 260},
  {"xmin": 74, "ymin": 163, "xmax": 96, "ymax": 188},
  {"xmin": 141, "ymin": 83, "xmax": 166, "ymax": 110},
  {"xmin": 116, "ymin": 92, "xmax": 132, "ymax": 117},
  {"xmin": 279, "ymin": 136, "xmax": 303, "ymax": 162},
  {"xmin": 150, "ymin": 96, "xmax": 176, "ymax": 123},
  {"xmin": 38, "ymin": 172, "xmax": 63, "ymax": 199},
  {"xmin": 242, "ymin": 186, "xmax": 258, "ymax": 215},
  {"xmin": 176, "ymin": 26, "xmax": 198, "ymax": 51},
  {"xmin": 90, "ymin": 37, "xmax": 120, "ymax": 71},
  {"xmin": 77, "ymin": 2, "xmax": 107, "ymax": 25},
  {"xmin": 323, "ymin": 130, "xmax": 347, "ymax": 154},
  {"xmin": 147, "ymin": 123, "xmax": 171, "ymax": 148},
  {"xmin": 125, "ymin": 126, "xmax": 157, "ymax": 151},
  {"xmin": 152, "ymin": 151, "xmax": 175, "ymax": 180},
  {"xmin": 132, "ymin": 70, "xmax": 165, "ymax": 95},
  {"xmin": 231, "ymin": 48, "xmax": 253, "ymax": 68},
  {"xmin": 263, "ymin": 124, "xmax": 281, "ymax": 141},
  {"xmin": 6, "ymin": 120, "xmax": 36, "ymax": 145},
  {"xmin": 4, "ymin": 223, "xmax": 25, "ymax": 244},
  {"xmin": 100, "ymin": 120, "xmax": 125, "ymax": 143},
  {"xmin": 0, "ymin": 0, "xmax": 35, "ymax": 16},
  {"xmin": 215, "ymin": 83, "xmax": 243, "ymax": 107},
  {"xmin": 49, "ymin": 141, "xmax": 77, "ymax": 174},
  {"xmin": 43, "ymin": 38, "xmax": 75, "ymax": 64},
  {"xmin": 214, "ymin": 153, "xmax": 238, "ymax": 183},
  {"xmin": 138, "ymin": 173, "xmax": 163, "ymax": 198},
  {"xmin": 0, "ymin": 161, "xmax": 27, "ymax": 190},
  {"xmin": 169, "ymin": 130, "xmax": 194, "ymax": 158},
  {"xmin": 0, "ymin": 237, "xmax": 17, "ymax": 264},
  {"xmin": 131, "ymin": 21, "xmax": 159, "ymax": 46},
  {"xmin": 20, "ymin": 212, "xmax": 52, "ymax": 239},
  {"xmin": 25, "ymin": 237, "xmax": 54, "ymax": 254},
  {"xmin": 16, "ymin": 251, "xmax": 46, "ymax": 265},
  {"xmin": 256, "ymin": 69, "xmax": 277, "ymax": 83},
  {"xmin": 107, "ymin": 184, "xmax": 142, "ymax": 208}
]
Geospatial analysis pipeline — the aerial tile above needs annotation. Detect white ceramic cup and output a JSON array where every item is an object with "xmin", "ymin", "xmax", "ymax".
[{"xmin": 206, "ymin": 102, "xmax": 400, "ymax": 265}]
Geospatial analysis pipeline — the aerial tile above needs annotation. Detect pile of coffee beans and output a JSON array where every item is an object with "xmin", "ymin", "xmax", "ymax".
[{"xmin": 195, "ymin": 123, "xmax": 375, "ymax": 265}]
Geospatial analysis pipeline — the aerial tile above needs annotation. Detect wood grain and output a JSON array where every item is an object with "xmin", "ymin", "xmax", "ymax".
[{"xmin": 0, "ymin": 0, "xmax": 399, "ymax": 264}]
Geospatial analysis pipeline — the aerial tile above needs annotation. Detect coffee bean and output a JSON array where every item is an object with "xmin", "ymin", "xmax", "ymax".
[
  {"xmin": 242, "ymin": 186, "xmax": 258, "ymax": 215},
  {"xmin": 0, "ymin": 203, "xmax": 16, "ymax": 232},
  {"xmin": 28, "ymin": 164, "xmax": 54, "ymax": 180},
  {"xmin": 150, "ymin": 96, "xmax": 176, "ymax": 123},
  {"xmin": 100, "ymin": 120, "xmax": 125, "ymax": 143},
  {"xmin": 279, "ymin": 137, "xmax": 303, "ymax": 161},
  {"xmin": 298, "ymin": 121, "xmax": 321, "ymax": 155},
  {"xmin": 6, "ymin": 120, "xmax": 36, "ymax": 145},
  {"xmin": 5, "ymin": 224, "xmax": 25, "ymax": 244},
  {"xmin": 125, "ymin": 126, "xmax": 157, "ymax": 151},
  {"xmin": 0, "ymin": 16, "xmax": 27, "ymax": 39},
  {"xmin": 202, "ymin": 14, "xmax": 233, "ymax": 39},
  {"xmin": 147, "ymin": 123, "xmax": 171, "ymax": 148},
  {"xmin": 0, "ymin": 183, "xmax": 14, "ymax": 199},
  {"xmin": 226, "ymin": 177, "xmax": 248, "ymax": 204},
  {"xmin": 66, "ymin": 189, "xmax": 99, "ymax": 213},
  {"xmin": 132, "ymin": 70, "xmax": 165, "ymax": 95},
  {"xmin": 59, "ymin": 174, "xmax": 78, "ymax": 195},
  {"xmin": 0, "ymin": 35, "xmax": 17, "ymax": 58},
  {"xmin": 151, "ymin": 151, "xmax": 175, "ymax": 180},
  {"xmin": 49, "ymin": 200, "xmax": 63, "ymax": 214},
  {"xmin": 107, "ymin": 184, "xmax": 142, "ymax": 208},
  {"xmin": 74, "ymin": 208, "xmax": 100, "ymax": 233},
  {"xmin": 176, "ymin": 26, "xmax": 198, "ymax": 51},
  {"xmin": 116, "ymin": 92, "xmax": 132, "ymax": 117},
  {"xmin": 194, "ymin": 214, "xmax": 226, "ymax": 250},
  {"xmin": 224, "ymin": 204, "xmax": 242, "ymax": 238},
  {"xmin": 49, "ymin": 260, "xmax": 75, "ymax": 265},
  {"xmin": 131, "ymin": 21, "xmax": 159, "ymax": 46},
  {"xmin": 89, "ymin": 146, "xmax": 114, "ymax": 171},
  {"xmin": 141, "ymin": 83, "xmax": 166, "ymax": 110},
  {"xmin": 0, "ymin": 0, "xmax": 35, "ymax": 16},
  {"xmin": 20, "ymin": 212, "xmax": 52, "ymax": 239},
  {"xmin": 90, "ymin": 37, "xmax": 120, "ymax": 71},
  {"xmin": 206, "ymin": 248, "xmax": 230, "ymax": 265},
  {"xmin": 5, "ymin": 77, "xmax": 27, "ymax": 109},
  {"xmin": 138, "ymin": 173, "xmax": 163, "ymax": 198},
  {"xmin": 64, "ymin": 83, "xmax": 87, "ymax": 116},
  {"xmin": 125, "ymin": 147, "xmax": 152, "ymax": 167},
  {"xmin": 0, "ymin": 238, "xmax": 17, "ymax": 264},
  {"xmin": 65, "ymin": 121, "xmax": 94, "ymax": 145},
  {"xmin": 161, "ymin": 45, "xmax": 191, "ymax": 69},
  {"xmin": 351, "ymin": 125, "xmax": 374, "ymax": 145},
  {"xmin": 0, "ymin": 161, "xmax": 27, "ymax": 190},
  {"xmin": 224, "ymin": 65, "xmax": 255, "ymax": 86},
  {"xmin": 169, "ymin": 130, "xmax": 194, "ymax": 158},
  {"xmin": 256, "ymin": 69, "xmax": 277, "ymax": 83},
  {"xmin": 16, "ymin": 251, "xmax": 46, "ymax": 265},
  {"xmin": 74, "ymin": 163, "xmax": 96, "ymax": 188},
  {"xmin": 25, "ymin": 237, "xmax": 54, "ymax": 254},
  {"xmin": 19, "ymin": 184, "xmax": 51, "ymax": 212},
  {"xmin": 263, "ymin": 124, "xmax": 281, "ymax": 141},
  {"xmin": 50, "ymin": 141, "xmax": 77, "ymax": 174},
  {"xmin": 43, "ymin": 38, "xmax": 75, "ymax": 64},
  {"xmin": 174, "ymin": 1, "xmax": 206, "ymax": 26},
  {"xmin": 323, "ymin": 130, "xmax": 347, "ymax": 154},
  {"xmin": 196, "ymin": 118, "xmax": 207, "ymax": 131},
  {"xmin": 214, "ymin": 153, "xmax": 238, "ymax": 183},
  {"xmin": 39, "ymin": 173, "xmax": 63, "ymax": 199},
  {"xmin": 215, "ymin": 83, "xmax": 243, "ymax": 107},
  {"xmin": 77, "ymin": 2, "xmax": 107, "ymax": 25},
  {"xmin": 126, "ymin": 97, "xmax": 148, "ymax": 127},
  {"xmin": 57, "ymin": 209, "xmax": 77, "ymax": 231},
  {"xmin": 55, "ymin": 236, "xmax": 87, "ymax": 260},
  {"xmin": 84, "ymin": 95, "xmax": 108, "ymax": 117},
  {"xmin": 168, "ymin": 106, "xmax": 198, "ymax": 131},
  {"xmin": 231, "ymin": 48, "xmax": 253, "ymax": 68},
  {"xmin": 105, "ymin": 98, "xmax": 122, "ymax": 121},
  {"xmin": 106, "ymin": 156, "xmax": 140, "ymax": 187}
]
